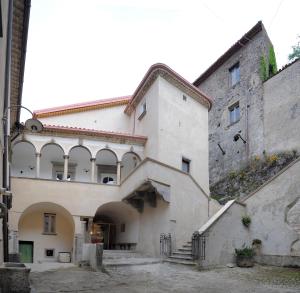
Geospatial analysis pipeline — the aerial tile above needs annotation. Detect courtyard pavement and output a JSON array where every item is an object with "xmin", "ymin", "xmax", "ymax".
[{"xmin": 30, "ymin": 263, "xmax": 300, "ymax": 293}]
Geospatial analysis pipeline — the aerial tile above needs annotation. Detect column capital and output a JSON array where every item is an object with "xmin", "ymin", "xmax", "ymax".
[
  {"xmin": 35, "ymin": 152, "xmax": 41, "ymax": 157},
  {"xmin": 90, "ymin": 158, "xmax": 96, "ymax": 162},
  {"xmin": 63, "ymin": 155, "xmax": 69, "ymax": 159}
]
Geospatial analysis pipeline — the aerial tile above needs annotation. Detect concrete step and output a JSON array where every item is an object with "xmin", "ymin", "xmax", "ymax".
[
  {"xmin": 178, "ymin": 248, "xmax": 192, "ymax": 252},
  {"xmin": 169, "ymin": 255, "xmax": 194, "ymax": 261},
  {"xmin": 172, "ymin": 251, "xmax": 193, "ymax": 257},
  {"xmin": 183, "ymin": 244, "xmax": 192, "ymax": 248},
  {"xmin": 163, "ymin": 258, "xmax": 196, "ymax": 266}
]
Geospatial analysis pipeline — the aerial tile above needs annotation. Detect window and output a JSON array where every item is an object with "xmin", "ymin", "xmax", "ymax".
[
  {"xmin": 229, "ymin": 103, "xmax": 240, "ymax": 124},
  {"xmin": 183, "ymin": 95, "xmax": 187, "ymax": 101},
  {"xmin": 44, "ymin": 213, "xmax": 56, "ymax": 234},
  {"xmin": 229, "ymin": 63, "xmax": 240, "ymax": 86},
  {"xmin": 138, "ymin": 102, "xmax": 147, "ymax": 120},
  {"xmin": 45, "ymin": 249, "xmax": 55, "ymax": 257},
  {"xmin": 182, "ymin": 158, "xmax": 190, "ymax": 173}
]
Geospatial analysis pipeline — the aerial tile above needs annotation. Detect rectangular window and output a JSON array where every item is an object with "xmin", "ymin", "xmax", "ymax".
[
  {"xmin": 45, "ymin": 249, "xmax": 55, "ymax": 257},
  {"xmin": 44, "ymin": 213, "xmax": 56, "ymax": 234},
  {"xmin": 229, "ymin": 63, "xmax": 240, "ymax": 86},
  {"xmin": 229, "ymin": 103, "xmax": 240, "ymax": 124},
  {"xmin": 182, "ymin": 158, "xmax": 190, "ymax": 173},
  {"xmin": 138, "ymin": 102, "xmax": 147, "ymax": 120}
]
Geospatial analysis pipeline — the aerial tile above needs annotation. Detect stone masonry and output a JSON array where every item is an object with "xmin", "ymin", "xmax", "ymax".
[{"xmin": 194, "ymin": 22, "xmax": 273, "ymax": 184}]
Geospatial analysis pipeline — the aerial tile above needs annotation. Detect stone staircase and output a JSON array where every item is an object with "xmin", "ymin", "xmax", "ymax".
[{"xmin": 163, "ymin": 241, "xmax": 196, "ymax": 266}]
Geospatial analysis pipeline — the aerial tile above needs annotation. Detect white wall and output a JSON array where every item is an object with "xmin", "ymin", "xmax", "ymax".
[
  {"xmin": 39, "ymin": 105, "xmax": 132, "ymax": 133},
  {"xmin": 18, "ymin": 210, "xmax": 74, "ymax": 263}
]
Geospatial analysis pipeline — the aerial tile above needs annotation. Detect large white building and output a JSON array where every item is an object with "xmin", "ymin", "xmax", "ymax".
[{"xmin": 10, "ymin": 63, "xmax": 220, "ymax": 263}]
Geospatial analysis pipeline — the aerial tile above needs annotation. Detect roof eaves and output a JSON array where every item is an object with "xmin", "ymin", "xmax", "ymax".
[
  {"xmin": 193, "ymin": 21, "xmax": 263, "ymax": 86},
  {"xmin": 125, "ymin": 63, "xmax": 212, "ymax": 115}
]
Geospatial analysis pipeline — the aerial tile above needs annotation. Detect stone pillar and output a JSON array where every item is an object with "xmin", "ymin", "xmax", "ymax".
[
  {"xmin": 90, "ymin": 158, "xmax": 96, "ymax": 183},
  {"xmin": 63, "ymin": 155, "xmax": 69, "ymax": 180},
  {"xmin": 35, "ymin": 153, "xmax": 41, "ymax": 178},
  {"xmin": 117, "ymin": 161, "xmax": 121, "ymax": 184},
  {"xmin": 8, "ymin": 230, "xmax": 19, "ymax": 262},
  {"xmin": 73, "ymin": 234, "xmax": 84, "ymax": 264}
]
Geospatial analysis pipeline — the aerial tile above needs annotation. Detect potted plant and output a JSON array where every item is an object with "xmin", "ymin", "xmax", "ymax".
[
  {"xmin": 235, "ymin": 247, "xmax": 254, "ymax": 267},
  {"xmin": 252, "ymin": 239, "xmax": 262, "ymax": 256}
]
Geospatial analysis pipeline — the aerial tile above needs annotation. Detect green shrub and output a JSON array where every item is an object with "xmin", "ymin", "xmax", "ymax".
[
  {"xmin": 242, "ymin": 216, "xmax": 251, "ymax": 227},
  {"xmin": 252, "ymin": 239, "xmax": 262, "ymax": 245},
  {"xmin": 235, "ymin": 247, "xmax": 254, "ymax": 257}
]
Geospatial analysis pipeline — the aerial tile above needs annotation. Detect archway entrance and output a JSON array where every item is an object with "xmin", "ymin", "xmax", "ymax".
[
  {"xmin": 92, "ymin": 202, "xmax": 139, "ymax": 250},
  {"xmin": 18, "ymin": 202, "xmax": 74, "ymax": 263}
]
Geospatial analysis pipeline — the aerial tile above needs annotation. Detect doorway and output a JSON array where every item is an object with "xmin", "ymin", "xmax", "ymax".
[
  {"xmin": 91, "ymin": 223, "xmax": 116, "ymax": 249},
  {"xmin": 19, "ymin": 241, "xmax": 34, "ymax": 263}
]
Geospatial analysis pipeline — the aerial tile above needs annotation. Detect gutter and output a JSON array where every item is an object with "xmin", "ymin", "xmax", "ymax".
[{"xmin": 15, "ymin": 0, "xmax": 31, "ymax": 123}]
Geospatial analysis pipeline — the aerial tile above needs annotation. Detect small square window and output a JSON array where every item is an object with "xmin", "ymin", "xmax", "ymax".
[
  {"xmin": 183, "ymin": 95, "xmax": 187, "ymax": 101},
  {"xmin": 44, "ymin": 213, "xmax": 56, "ymax": 234},
  {"xmin": 229, "ymin": 63, "xmax": 240, "ymax": 86},
  {"xmin": 229, "ymin": 103, "xmax": 240, "ymax": 124},
  {"xmin": 45, "ymin": 249, "xmax": 55, "ymax": 257},
  {"xmin": 182, "ymin": 158, "xmax": 190, "ymax": 173}
]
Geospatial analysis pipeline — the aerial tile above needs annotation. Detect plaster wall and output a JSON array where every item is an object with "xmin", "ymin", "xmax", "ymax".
[
  {"xmin": 39, "ymin": 104, "xmax": 132, "ymax": 134},
  {"xmin": 196, "ymin": 29, "xmax": 272, "ymax": 184},
  {"xmin": 18, "ymin": 210, "xmax": 74, "ymax": 263},
  {"xmin": 201, "ymin": 203, "xmax": 249, "ymax": 268},
  {"xmin": 133, "ymin": 78, "xmax": 159, "ymax": 159},
  {"xmin": 263, "ymin": 59, "xmax": 300, "ymax": 154},
  {"xmin": 245, "ymin": 159, "xmax": 300, "ymax": 257},
  {"xmin": 157, "ymin": 77, "xmax": 209, "ymax": 192}
]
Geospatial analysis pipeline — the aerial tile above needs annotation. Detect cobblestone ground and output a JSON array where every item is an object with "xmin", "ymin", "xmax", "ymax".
[{"xmin": 30, "ymin": 263, "xmax": 300, "ymax": 293}]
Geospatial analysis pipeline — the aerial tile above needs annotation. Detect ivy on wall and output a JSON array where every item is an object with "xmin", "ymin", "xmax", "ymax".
[{"xmin": 260, "ymin": 46, "xmax": 278, "ymax": 81}]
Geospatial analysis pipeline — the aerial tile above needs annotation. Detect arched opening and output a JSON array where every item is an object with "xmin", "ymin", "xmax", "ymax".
[
  {"xmin": 40, "ymin": 143, "xmax": 65, "ymax": 180},
  {"xmin": 121, "ymin": 152, "xmax": 141, "ymax": 180},
  {"xmin": 95, "ymin": 149, "xmax": 118, "ymax": 184},
  {"xmin": 18, "ymin": 202, "xmax": 74, "ymax": 263},
  {"xmin": 92, "ymin": 201, "xmax": 139, "ymax": 250},
  {"xmin": 11, "ymin": 141, "xmax": 36, "ymax": 178},
  {"xmin": 69, "ymin": 146, "xmax": 92, "ymax": 182}
]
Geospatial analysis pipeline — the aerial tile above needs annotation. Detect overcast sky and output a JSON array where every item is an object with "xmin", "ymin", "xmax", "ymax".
[{"xmin": 21, "ymin": 0, "xmax": 300, "ymax": 120}]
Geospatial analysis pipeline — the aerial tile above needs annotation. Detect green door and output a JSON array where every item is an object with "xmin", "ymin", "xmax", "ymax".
[{"xmin": 19, "ymin": 241, "xmax": 33, "ymax": 263}]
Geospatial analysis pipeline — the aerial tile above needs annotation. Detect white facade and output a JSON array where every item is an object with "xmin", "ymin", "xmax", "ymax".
[{"xmin": 10, "ymin": 64, "xmax": 218, "ymax": 263}]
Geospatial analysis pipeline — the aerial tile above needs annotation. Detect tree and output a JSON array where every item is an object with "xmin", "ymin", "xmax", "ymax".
[{"xmin": 288, "ymin": 35, "xmax": 300, "ymax": 61}]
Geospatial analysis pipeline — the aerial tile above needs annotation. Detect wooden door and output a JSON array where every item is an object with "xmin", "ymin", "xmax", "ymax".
[{"xmin": 19, "ymin": 241, "xmax": 33, "ymax": 263}]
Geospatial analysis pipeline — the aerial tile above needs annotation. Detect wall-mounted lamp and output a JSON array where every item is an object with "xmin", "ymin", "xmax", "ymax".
[{"xmin": 233, "ymin": 134, "xmax": 247, "ymax": 144}]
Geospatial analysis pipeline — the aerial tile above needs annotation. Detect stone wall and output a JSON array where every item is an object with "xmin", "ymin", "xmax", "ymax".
[
  {"xmin": 196, "ymin": 27, "xmax": 272, "ymax": 184},
  {"xmin": 263, "ymin": 58, "xmax": 300, "ymax": 155}
]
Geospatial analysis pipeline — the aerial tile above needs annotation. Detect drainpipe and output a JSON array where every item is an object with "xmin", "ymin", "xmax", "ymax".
[{"xmin": 2, "ymin": 0, "xmax": 14, "ymax": 263}]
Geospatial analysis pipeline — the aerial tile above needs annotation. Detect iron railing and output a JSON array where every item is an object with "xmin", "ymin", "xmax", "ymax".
[
  {"xmin": 160, "ymin": 233, "xmax": 172, "ymax": 256},
  {"xmin": 191, "ymin": 231, "xmax": 206, "ymax": 260}
]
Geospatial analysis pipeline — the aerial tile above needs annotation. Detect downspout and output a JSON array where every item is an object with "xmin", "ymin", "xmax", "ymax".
[{"xmin": 3, "ymin": 0, "xmax": 14, "ymax": 262}]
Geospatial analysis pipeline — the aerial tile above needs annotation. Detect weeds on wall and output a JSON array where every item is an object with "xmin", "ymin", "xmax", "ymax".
[
  {"xmin": 242, "ymin": 216, "xmax": 251, "ymax": 227},
  {"xmin": 260, "ymin": 46, "xmax": 278, "ymax": 81}
]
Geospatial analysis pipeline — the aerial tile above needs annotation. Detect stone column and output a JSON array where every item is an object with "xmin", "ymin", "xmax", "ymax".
[
  {"xmin": 117, "ymin": 161, "xmax": 121, "ymax": 184},
  {"xmin": 63, "ymin": 155, "xmax": 69, "ymax": 180},
  {"xmin": 73, "ymin": 234, "xmax": 84, "ymax": 264},
  {"xmin": 90, "ymin": 158, "xmax": 96, "ymax": 183},
  {"xmin": 35, "ymin": 152, "xmax": 41, "ymax": 178}
]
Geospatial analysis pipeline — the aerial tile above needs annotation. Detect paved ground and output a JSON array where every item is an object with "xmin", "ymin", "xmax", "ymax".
[{"xmin": 30, "ymin": 263, "xmax": 300, "ymax": 293}]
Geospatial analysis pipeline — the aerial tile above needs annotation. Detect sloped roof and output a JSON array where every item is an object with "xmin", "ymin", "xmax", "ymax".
[
  {"xmin": 193, "ymin": 21, "xmax": 264, "ymax": 87},
  {"xmin": 40, "ymin": 124, "xmax": 147, "ymax": 145},
  {"xmin": 34, "ymin": 96, "xmax": 131, "ymax": 118},
  {"xmin": 125, "ymin": 63, "xmax": 212, "ymax": 114}
]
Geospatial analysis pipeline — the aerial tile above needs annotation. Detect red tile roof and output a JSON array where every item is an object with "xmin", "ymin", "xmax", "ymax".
[
  {"xmin": 34, "ymin": 96, "xmax": 131, "ymax": 118},
  {"xmin": 41, "ymin": 124, "xmax": 147, "ymax": 145}
]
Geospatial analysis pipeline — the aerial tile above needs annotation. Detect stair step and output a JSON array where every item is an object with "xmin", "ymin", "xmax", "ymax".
[
  {"xmin": 163, "ymin": 258, "xmax": 196, "ymax": 266},
  {"xmin": 183, "ymin": 244, "xmax": 192, "ymax": 248},
  {"xmin": 178, "ymin": 248, "xmax": 192, "ymax": 252},
  {"xmin": 172, "ymin": 251, "xmax": 192, "ymax": 257},
  {"xmin": 169, "ymin": 255, "xmax": 194, "ymax": 261}
]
